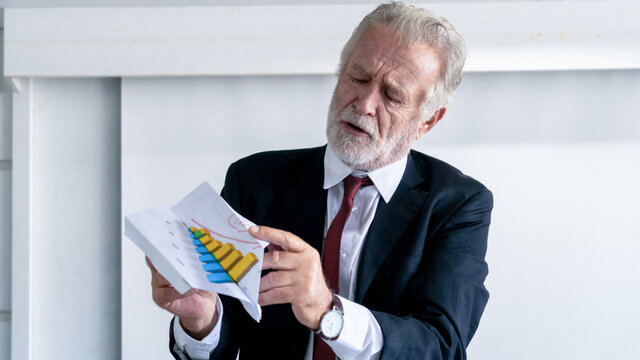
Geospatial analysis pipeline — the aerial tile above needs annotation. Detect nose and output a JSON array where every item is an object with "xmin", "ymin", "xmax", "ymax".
[{"xmin": 354, "ymin": 83, "xmax": 379, "ymax": 117}]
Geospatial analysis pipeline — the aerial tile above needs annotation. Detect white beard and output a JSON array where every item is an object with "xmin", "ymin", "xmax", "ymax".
[{"xmin": 326, "ymin": 100, "xmax": 419, "ymax": 171}]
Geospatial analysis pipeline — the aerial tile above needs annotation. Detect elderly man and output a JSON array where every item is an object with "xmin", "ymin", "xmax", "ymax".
[{"xmin": 148, "ymin": 2, "xmax": 492, "ymax": 359}]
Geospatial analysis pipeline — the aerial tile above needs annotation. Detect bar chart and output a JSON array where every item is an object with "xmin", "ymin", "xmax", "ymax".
[{"xmin": 187, "ymin": 226, "xmax": 259, "ymax": 284}]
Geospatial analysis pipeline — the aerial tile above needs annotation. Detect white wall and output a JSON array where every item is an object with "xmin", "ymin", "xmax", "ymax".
[
  {"xmin": 121, "ymin": 70, "xmax": 640, "ymax": 359},
  {"xmin": 29, "ymin": 78, "xmax": 121, "ymax": 359},
  {"xmin": 3, "ymin": 2, "xmax": 640, "ymax": 360},
  {"xmin": 0, "ymin": 27, "xmax": 14, "ymax": 360},
  {"xmin": 427, "ymin": 70, "xmax": 640, "ymax": 144}
]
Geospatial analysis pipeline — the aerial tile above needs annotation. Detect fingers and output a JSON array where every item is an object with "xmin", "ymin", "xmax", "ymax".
[
  {"xmin": 145, "ymin": 258, "xmax": 218, "ymax": 333},
  {"xmin": 259, "ymin": 268, "xmax": 306, "ymax": 307},
  {"xmin": 250, "ymin": 226, "xmax": 331, "ymax": 329},
  {"xmin": 147, "ymin": 257, "xmax": 172, "ymax": 288},
  {"xmin": 153, "ymin": 286, "xmax": 188, "ymax": 308},
  {"xmin": 262, "ymin": 249, "xmax": 298, "ymax": 271},
  {"xmin": 258, "ymin": 268, "xmax": 302, "ymax": 307},
  {"xmin": 250, "ymin": 226, "xmax": 307, "ymax": 252},
  {"xmin": 145, "ymin": 256, "xmax": 159, "ymax": 274},
  {"xmin": 146, "ymin": 255, "xmax": 181, "ymax": 307},
  {"xmin": 259, "ymin": 269, "xmax": 294, "ymax": 294},
  {"xmin": 145, "ymin": 256, "xmax": 153, "ymax": 268},
  {"xmin": 259, "ymin": 286, "xmax": 295, "ymax": 307},
  {"xmin": 266, "ymin": 243, "xmax": 283, "ymax": 252}
]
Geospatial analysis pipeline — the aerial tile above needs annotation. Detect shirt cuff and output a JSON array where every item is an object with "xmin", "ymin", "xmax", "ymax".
[
  {"xmin": 173, "ymin": 294, "xmax": 224, "ymax": 360},
  {"xmin": 325, "ymin": 295, "xmax": 383, "ymax": 360}
]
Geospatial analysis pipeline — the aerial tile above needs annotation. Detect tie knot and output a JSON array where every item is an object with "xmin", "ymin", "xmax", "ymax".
[{"xmin": 343, "ymin": 175, "xmax": 373, "ymax": 199}]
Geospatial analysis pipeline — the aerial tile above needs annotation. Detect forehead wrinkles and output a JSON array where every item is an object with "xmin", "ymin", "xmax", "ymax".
[
  {"xmin": 353, "ymin": 44, "xmax": 423, "ymax": 91},
  {"xmin": 357, "ymin": 26, "xmax": 422, "ymax": 72},
  {"xmin": 382, "ymin": 49, "xmax": 422, "ymax": 83}
]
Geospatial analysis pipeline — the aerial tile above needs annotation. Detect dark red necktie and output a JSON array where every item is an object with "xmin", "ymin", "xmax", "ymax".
[{"xmin": 313, "ymin": 175, "xmax": 373, "ymax": 360}]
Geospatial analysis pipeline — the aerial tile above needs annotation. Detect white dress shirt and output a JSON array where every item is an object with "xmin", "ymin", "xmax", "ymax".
[{"xmin": 174, "ymin": 145, "xmax": 408, "ymax": 360}]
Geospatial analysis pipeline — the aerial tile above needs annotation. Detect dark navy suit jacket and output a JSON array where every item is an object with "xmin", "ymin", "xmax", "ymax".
[{"xmin": 170, "ymin": 145, "xmax": 493, "ymax": 359}]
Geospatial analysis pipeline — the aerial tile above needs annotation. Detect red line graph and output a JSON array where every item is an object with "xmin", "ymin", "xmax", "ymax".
[
  {"xmin": 227, "ymin": 214, "xmax": 249, "ymax": 233},
  {"xmin": 191, "ymin": 218, "xmax": 259, "ymax": 245}
]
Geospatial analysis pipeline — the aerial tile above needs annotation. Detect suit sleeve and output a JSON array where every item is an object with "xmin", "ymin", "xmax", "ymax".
[{"xmin": 372, "ymin": 188, "xmax": 493, "ymax": 360}]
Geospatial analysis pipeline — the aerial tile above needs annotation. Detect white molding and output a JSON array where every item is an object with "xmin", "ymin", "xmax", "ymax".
[
  {"xmin": 11, "ymin": 78, "xmax": 34, "ymax": 360},
  {"xmin": 6, "ymin": 78, "xmax": 25, "ymax": 93},
  {"xmin": 4, "ymin": 1, "xmax": 640, "ymax": 78}
]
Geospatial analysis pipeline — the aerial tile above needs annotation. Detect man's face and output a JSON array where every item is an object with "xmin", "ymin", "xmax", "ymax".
[{"xmin": 327, "ymin": 25, "xmax": 443, "ymax": 171}]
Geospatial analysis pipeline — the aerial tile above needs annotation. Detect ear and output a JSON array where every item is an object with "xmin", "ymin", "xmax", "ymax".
[{"xmin": 416, "ymin": 106, "xmax": 447, "ymax": 139}]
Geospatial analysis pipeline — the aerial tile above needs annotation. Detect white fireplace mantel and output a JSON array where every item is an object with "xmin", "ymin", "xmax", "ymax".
[
  {"xmin": 4, "ymin": 1, "xmax": 640, "ymax": 83},
  {"xmin": 4, "ymin": 2, "xmax": 640, "ymax": 360}
]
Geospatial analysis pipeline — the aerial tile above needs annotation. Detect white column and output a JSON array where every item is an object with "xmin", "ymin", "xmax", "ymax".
[
  {"xmin": 11, "ymin": 78, "xmax": 34, "ymax": 360},
  {"xmin": 0, "ymin": 27, "xmax": 15, "ymax": 360}
]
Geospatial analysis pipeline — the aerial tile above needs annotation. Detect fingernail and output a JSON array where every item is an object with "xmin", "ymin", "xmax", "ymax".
[{"xmin": 249, "ymin": 226, "xmax": 259, "ymax": 234}]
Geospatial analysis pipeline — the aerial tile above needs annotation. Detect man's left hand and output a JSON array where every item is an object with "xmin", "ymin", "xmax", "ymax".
[{"xmin": 251, "ymin": 225, "xmax": 332, "ymax": 330}]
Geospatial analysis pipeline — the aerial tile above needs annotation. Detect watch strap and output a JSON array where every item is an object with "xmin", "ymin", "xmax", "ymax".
[{"xmin": 330, "ymin": 294, "xmax": 343, "ymax": 313}]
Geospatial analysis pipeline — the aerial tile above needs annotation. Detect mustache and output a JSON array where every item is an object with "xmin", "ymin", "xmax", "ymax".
[{"xmin": 337, "ymin": 108, "xmax": 377, "ymax": 137}]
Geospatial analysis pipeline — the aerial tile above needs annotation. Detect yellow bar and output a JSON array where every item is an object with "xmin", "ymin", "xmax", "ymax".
[
  {"xmin": 228, "ymin": 252, "xmax": 258, "ymax": 283},
  {"xmin": 204, "ymin": 239, "xmax": 222, "ymax": 253},
  {"xmin": 200, "ymin": 228, "xmax": 210, "ymax": 235},
  {"xmin": 213, "ymin": 243, "xmax": 235, "ymax": 261},
  {"xmin": 189, "ymin": 226, "xmax": 198, "ymax": 233},
  {"xmin": 199, "ymin": 234, "xmax": 213, "ymax": 245},
  {"xmin": 219, "ymin": 250, "xmax": 242, "ymax": 271}
]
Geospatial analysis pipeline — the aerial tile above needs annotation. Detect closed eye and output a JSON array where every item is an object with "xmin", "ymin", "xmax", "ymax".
[
  {"xmin": 350, "ymin": 76, "xmax": 367, "ymax": 84},
  {"xmin": 385, "ymin": 91, "xmax": 402, "ymax": 104}
]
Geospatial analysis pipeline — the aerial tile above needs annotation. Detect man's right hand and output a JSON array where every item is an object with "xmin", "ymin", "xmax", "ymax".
[{"xmin": 146, "ymin": 256, "xmax": 219, "ymax": 340}]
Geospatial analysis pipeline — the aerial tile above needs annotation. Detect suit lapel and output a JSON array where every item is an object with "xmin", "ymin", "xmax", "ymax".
[
  {"xmin": 282, "ymin": 146, "xmax": 328, "ymax": 253},
  {"xmin": 355, "ymin": 154, "xmax": 429, "ymax": 303}
]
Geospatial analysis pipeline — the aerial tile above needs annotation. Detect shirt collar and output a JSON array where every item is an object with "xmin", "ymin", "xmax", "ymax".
[{"xmin": 323, "ymin": 145, "xmax": 408, "ymax": 203}]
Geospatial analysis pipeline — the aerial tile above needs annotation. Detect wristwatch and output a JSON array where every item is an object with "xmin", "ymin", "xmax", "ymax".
[{"xmin": 316, "ymin": 294, "xmax": 344, "ymax": 341}]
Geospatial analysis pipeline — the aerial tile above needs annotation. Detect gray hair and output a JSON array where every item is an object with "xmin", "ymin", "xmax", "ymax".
[{"xmin": 338, "ymin": 2, "xmax": 466, "ymax": 119}]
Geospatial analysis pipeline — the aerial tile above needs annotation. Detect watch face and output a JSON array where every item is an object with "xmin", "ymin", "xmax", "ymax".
[{"xmin": 320, "ymin": 310, "xmax": 343, "ymax": 339}]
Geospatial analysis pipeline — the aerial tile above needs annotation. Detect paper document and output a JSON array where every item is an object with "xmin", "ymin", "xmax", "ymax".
[{"xmin": 125, "ymin": 182, "xmax": 267, "ymax": 322}]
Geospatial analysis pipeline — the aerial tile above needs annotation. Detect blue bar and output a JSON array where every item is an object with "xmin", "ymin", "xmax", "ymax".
[
  {"xmin": 189, "ymin": 233, "xmax": 197, "ymax": 239},
  {"xmin": 199, "ymin": 254, "xmax": 216, "ymax": 263},
  {"xmin": 195, "ymin": 246, "xmax": 209, "ymax": 255},
  {"xmin": 207, "ymin": 272, "xmax": 232, "ymax": 283},
  {"xmin": 192, "ymin": 239, "xmax": 202, "ymax": 246},
  {"xmin": 203, "ymin": 262, "xmax": 225, "ymax": 273}
]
